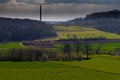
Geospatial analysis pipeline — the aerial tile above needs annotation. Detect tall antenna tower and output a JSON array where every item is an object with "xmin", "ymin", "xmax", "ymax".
[{"xmin": 40, "ymin": 5, "xmax": 42, "ymax": 21}]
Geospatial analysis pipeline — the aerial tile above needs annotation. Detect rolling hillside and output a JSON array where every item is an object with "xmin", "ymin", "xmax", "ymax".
[
  {"xmin": 56, "ymin": 10, "xmax": 120, "ymax": 35},
  {"xmin": 54, "ymin": 26, "xmax": 120, "ymax": 39}
]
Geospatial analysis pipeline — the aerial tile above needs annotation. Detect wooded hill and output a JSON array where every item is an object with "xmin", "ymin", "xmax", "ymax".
[
  {"xmin": 58, "ymin": 10, "xmax": 120, "ymax": 35},
  {"xmin": 0, "ymin": 18, "xmax": 56, "ymax": 42}
]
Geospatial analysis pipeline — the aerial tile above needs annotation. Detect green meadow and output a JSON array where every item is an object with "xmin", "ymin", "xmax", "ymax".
[
  {"xmin": 0, "ymin": 55, "xmax": 120, "ymax": 80},
  {"xmin": 0, "ymin": 42, "xmax": 25, "ymax": 53},
  {"xmin": 54, "ymin": 26, "xmax": 120, "ymax": 39},
  {"xmin": 0, "ymin": 42, "xmax": 24, "ymax": 49},
  {"xmin": 55, "ymin": 42, "xmax": 120, "ymax": 52},
  {"xmin": 93, "ymin": 43, "xmax": 120, "ymax": 51}
]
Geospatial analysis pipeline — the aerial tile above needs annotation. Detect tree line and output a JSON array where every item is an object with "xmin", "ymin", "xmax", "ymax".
[
  {"xmin": 0, "ymin": 41, "xmax": 120, "ymax": 61},
  {"xmin": 0, "ymin": 42, "xmax": 103, "ymax": 61}
]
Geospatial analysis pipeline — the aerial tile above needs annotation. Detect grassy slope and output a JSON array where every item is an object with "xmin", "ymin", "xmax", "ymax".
[
  {"xmin": 0, "ymin": 42, "xmax": 25, "ymax": 53},
  {"xmin": 0, "ymin": 42, "xmax": 23, "ymax": 49},
  {"xmin": 55, "ymin": 55, "xmax": 120, "ymax": 74},
  {"xmin": 54, "ymin": 26, "xmax": 120, "ymax": 39},
  {"xmin": 0, "ymin": 56, "xmax": 120, "ymax": 80}
]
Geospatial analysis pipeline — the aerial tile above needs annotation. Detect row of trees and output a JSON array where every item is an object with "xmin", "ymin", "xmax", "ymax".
[
  {"xmin": 0, "ymin": 47, "xmax": 56, "ymax": 61},
  {"xmin": 0, "ymin": 42, "xmax": 120, "ymax": 61},
  {"xmin": 0, "ymin": 47, "xmax": 83, "ymax": 61},
  {"xmin": 0, "ymin": 41, "xmax": 92, "ymax": 61},
  {"xmin": 61, "ymin": 42, "xmax": 95, "ymax": 60}
]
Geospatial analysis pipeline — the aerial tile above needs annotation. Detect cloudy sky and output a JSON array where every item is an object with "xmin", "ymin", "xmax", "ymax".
[{"xmin": 0, "ymin": 0, "xmax": 120, "ymax": 21}]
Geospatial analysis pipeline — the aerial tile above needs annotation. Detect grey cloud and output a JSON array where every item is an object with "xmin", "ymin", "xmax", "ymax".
[
  {"xmin": 45, "ymin": 0, "xmax": 120, "ymax": 4},
  {"xmin": 16, "ymin": 0, "xmax": 45, "ymax": 4},
  {"xmin": 1, "ymin": 0, "xmax": 120, "ymax": 5},
  {"xmin": 0, "ymin": 0, "xmax": 120, "ymax": 21},
  {"xmin": 42, "ymin": 4, "xmax": 120, "ymax": 21},
  {"xmin": 17, "ymin": 0, "xmax": 37, "ymax": 4},
  {"xmin": 0, "ymin": 0, "xmax": 10, "ymax": 3}
]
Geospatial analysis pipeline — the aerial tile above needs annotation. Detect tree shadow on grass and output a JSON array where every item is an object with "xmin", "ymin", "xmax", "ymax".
[{"xmin": 83, "ymin": 58, "xmax": 91, "ymax": 60}]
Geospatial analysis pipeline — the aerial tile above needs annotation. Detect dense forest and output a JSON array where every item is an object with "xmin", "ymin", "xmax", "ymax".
[
  {"xmin": 0, "ymin": 18, "xmax": 56, "ymax": 42},
  {"xmin": 56, "ymin": 10, "xmax": 120, "ymax": 34}
]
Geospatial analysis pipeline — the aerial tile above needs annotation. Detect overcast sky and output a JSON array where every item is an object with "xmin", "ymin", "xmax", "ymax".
[{"xmin": 0, "ymin": 0, "xmax": 120, "ymax": 21}]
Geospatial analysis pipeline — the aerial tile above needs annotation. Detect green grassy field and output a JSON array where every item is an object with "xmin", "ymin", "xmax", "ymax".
[
  {"xmin": 0, "ymin": 42, "xmax": 25, "ymax": 53},
  {"xmin": 0, "ymin": 55, "xmax": 120, "ymax": 80},
  {"xmin": 93, "ymin": 43, "xmax": 120, "ymax": 51},
  {"xmin": 54, "ymin": 26, "xmax": 120, "ymax": 39},
  {"xmin": 0, "ymin": 42, "xmax": 24, "ymax": 49},
  {"xmin": 55, "ymin": 42, "xmax": 120, "ymax": 52}
]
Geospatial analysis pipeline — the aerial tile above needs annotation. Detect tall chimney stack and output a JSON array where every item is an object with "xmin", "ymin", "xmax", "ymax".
[{"xmin": 40, "ymin": 5, "xmax": 42, "ymax": 21}]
